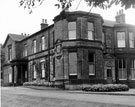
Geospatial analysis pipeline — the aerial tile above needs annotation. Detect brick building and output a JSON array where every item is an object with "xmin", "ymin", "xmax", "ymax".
[{"xmin": 2, "ymin": 10, "xmax": 135, "ymax": 89}]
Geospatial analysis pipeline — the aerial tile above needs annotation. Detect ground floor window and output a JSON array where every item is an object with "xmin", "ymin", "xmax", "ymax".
[
  {"xmin": 88, "ymin": 53, "xmax": 95, "ymax": 75},
  {"xmin": 69, "ymin": 52, "xmax": 77, "ymax": 79},
  {"xmin": 131, "ymin": 59, "xmax": 135, "ymax": 80},
  {"xmin": 41, "ymin": 62, "xmax": 45, "ymax": 78},
  {"xmin": 33, "ymin": 65, "xmax": 36, "ymax": 79},
  {"xmin": 9, "ymin": 73, "xmax": 12, "ymax": 83},
  {"xmin": 118, "ymin": 59, "xmax": 127, "ymax": 80}
]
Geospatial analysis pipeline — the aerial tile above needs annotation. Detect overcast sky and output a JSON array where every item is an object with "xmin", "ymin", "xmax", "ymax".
[{"xmin": 0, "ymin": 0, "xmax": 135, "ymax": 44}]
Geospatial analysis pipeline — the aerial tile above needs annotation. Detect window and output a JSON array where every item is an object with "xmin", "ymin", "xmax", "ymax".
[
  {"xmin": 24, "ymin": 44, "xmax": 27, "ymax": 57},
  {"xmin": 69, "ymin": 52, "xmax": 77, "ymax": 77},
  {"xmin": 88, "ymin": 22, "xmax": 94, "ymax": 40},
  {"xmin": 41, "ymin": 62, "xmax": 45, "ymax": 78},
  {"xmin": 102, "ymin": 32, "xmax": 105, "ymax": 43},
  {"xmin": 8, "ymin": 45, "xmax": 12, "ymax": 61},
  {"xmin": 118, "ymin": 59, "xmax": 127, "ymax": 80},
  {"xmin": 117, "ymin": 32, "xmax": 126, "ymax": 48},
  {"xmin": 33, "ymin": 40, "xmax": 36, "ymax": 53},
  {"xmin": 131, "ymin": 59, "xmax": 135, "ymax": 80},
  {"xmin": 68, "ymin": 22, "xmax": 76, "ymax": 39},
  {"xmin": 88, "ymin": 53, "xmax": 95, "ymax": 75},
  {"xmin": 33, "ymin": 65, "xmax": 36, "ymax": 79},
  {"xmin": 9, "ymin": 73, "xmax": 12, "ymax": 83},
  {"xmin": 129, "ymin": 32, "xmax": 134, "ymax": 48},
  {"xmin": 41, "ymin": 36, "xmax": 45, "ymax": 50}
]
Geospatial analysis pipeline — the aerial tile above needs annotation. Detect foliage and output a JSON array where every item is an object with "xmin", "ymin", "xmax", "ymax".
[
  {"xmin": 82, "ymin": 84, "xmax": 129, "ymax": 92},
  {"xmin": 23, "ymin": 79, "xmax": 64, "ymax": 88},
  {"xmin": 23, "ymin": 79, "xmax": 54, "ymax": 87},
  {"xmin": 19, "ymin": 0, "xmax": 135, "ymax": 13}
]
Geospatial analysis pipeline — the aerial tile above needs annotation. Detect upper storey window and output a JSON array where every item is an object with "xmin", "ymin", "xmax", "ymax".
[
  {"xmin": 88, "ymin": 22, "xmax": 94, "ymax": 40},
  {"xmin": 117, "ymin": 32, "xmax": 125, "ymax": 48},
  {"xmin": 68, "ymin": 22, "xmax": 76, "ymax": 39},
  {"xmin": 8, "ymin": 45, "xmax": 12, "ymax": 61},
  {"xmin": 33, "ymin": 40, "xmax": 36, "ymax": 53},
  {"xmin": 129, "ymin": 32, "xmax": 134, "ymax": 48},
  {"xmin": 41, "ymin": 36, "xmax": 45, "ymax": 50},
  {"xmin": 24, "ymin": 44, "xmax": 27, "ymax": 57}
]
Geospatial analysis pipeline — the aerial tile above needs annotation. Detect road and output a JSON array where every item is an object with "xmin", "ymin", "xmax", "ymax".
[{"xmin": 1, "ymin": 87, "xmax": 135, "ymax": 107}]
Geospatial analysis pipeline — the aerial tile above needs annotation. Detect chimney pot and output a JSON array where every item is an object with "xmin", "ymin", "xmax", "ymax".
[
  {"xmin": 41, "ymin": 19, "xmax": 48, "ymax": 30},
  {"xmin": 115, "ymin": 10, "xmax": 125, "ymax": 24}
]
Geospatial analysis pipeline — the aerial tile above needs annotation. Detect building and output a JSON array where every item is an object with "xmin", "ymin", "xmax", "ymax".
[{"xmin": 2, "ymin": 10, "xmax": 135, "ymax": 89}]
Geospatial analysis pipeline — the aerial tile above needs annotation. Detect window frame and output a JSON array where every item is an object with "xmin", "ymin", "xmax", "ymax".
[
  {"xmin": 24, "ymin": 44, "xmax": 27, "ymax": 57},
  {"xmin": 131, "ymin": 59, "xmax": 135, "ymax": 80},
  {"xmin": 33, "ymin": 40, "xmax": 37, "ymax": 53},
  {"xmin": 118, "ymin": 59, "xmax": 127, "ymax": 80},
  {"xmin": 88, "ymin": 22, "xmax": 94, "ymax": 40},
  {"xmin": 41, "ymin": 36, "xmax": 45, "ymax": 51},
  {"xmin": 41, "ymin": 62, "xmax": 45, "ymax": 78},
  {"xmin": 68, "ymin": 22, "xmax": 76, "ymax": 40},
  {"xmin": 33, "ymin": 64, "xmax": 36, "ymax": 79},
  {"xmin": 117, "ymin": 32, "xmax": 126, "ymax": 48},
  {"xmin": 68, "ymin": 52, "xmax": 77, "ymax": 78},
  {"xmin": 88, "ymin": 52, "xmax": 95, "ymax": 76},
  {"xmin": 129, "ymin": 32, "xmax": 135, "ymax": 48},
  {"xmin": 8, "ymin": 45, "xmax": 12, "ymax": 61}
]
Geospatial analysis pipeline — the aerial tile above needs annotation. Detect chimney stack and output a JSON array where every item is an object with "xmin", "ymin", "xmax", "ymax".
[
  {"xmin": 40, "ymin": 19, "xmax": 48, "ymax": 30},
  {"xmin": 115, "ymin": 9, "xmax": 125, "ymax": 24}
]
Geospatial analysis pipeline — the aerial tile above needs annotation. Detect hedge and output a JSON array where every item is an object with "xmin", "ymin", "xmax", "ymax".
[
  {"xmin": 23, "ymin": 80, "xmax": 54, "ymax": 87},
  {"xmin": 82, "ymin": 84, "xmax": 129, "ymax": 92}
]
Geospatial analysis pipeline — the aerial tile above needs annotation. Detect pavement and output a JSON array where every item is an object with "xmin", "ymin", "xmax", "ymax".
[{"xmin": 23, "ymin": 86, "xmax": 135, "ymax": 96}]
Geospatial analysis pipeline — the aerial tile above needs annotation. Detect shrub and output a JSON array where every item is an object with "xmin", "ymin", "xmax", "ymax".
[
  {"xmin": 23, "ymin": 79, "xmax": 54, "ymax": 87},
  {"xmin": 82, "ymin": 84, "xmax": 129, "ymax": 92}
]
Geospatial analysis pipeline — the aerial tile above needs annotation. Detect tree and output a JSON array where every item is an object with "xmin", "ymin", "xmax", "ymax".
[{"xmin": 19, "ymin": 0, "xmax": 135, "ymax": 13}]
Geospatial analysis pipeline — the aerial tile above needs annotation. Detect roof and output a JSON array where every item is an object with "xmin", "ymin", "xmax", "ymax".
[
  {"xmin": 3, "ymin": 33, "xmax": 26, "ymax": 47},
  {"xmin": 8, "ymin": 33, "xmax": 26, "ymax": 41},
  {"xmin": 103, "ymin": 20, "xmax": 116, "ymax": 27}
]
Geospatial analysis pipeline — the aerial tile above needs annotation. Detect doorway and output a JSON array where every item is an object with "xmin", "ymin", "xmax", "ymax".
[{"xmin": 106, "ymin": 68, "xmax": 113, "ymax": 83}]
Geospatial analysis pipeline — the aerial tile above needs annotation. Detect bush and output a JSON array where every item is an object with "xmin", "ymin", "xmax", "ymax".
[
  {"xmin": 23, "ymin": 80, "xmax": 54, "ymax": 87},
  {"xmin": 82, "ymin": 84, "xmax": 129, "ymax": 92}
]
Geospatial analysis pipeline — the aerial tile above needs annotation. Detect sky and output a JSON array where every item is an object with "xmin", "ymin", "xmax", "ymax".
[{"xmin": 0, "ymin": 0, "xmax": 135, "ymax": 44}]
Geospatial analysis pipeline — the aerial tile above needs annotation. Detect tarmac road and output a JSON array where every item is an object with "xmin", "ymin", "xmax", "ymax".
[{"xmin": 1, "ymin": 87, "xmax": 135, "ymax": 107}]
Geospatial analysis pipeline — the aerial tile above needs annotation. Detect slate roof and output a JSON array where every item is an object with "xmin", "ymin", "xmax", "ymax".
[
  {"xmin": 3, "ymin": 33, "xmax": 26, "ymax": 47},
  {"xmin": 103, "ymin": 20, "xmax": 116, "ymax": 27},
  {"xmin": 8, "ymin": 33, "xmax": 26, "ymax": 41}
]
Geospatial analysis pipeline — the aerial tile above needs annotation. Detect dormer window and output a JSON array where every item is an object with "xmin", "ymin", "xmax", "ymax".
[
  {"xmin": 88, "ymin": 22, "xmax": 94, "ymax": 40},
  {"xmin": 68, "ymin": 22, "xmax": 76, "ymax": 39},
  {"xmin": 129, "ymin": 32, "xmax": 134, "ymax": 48}
]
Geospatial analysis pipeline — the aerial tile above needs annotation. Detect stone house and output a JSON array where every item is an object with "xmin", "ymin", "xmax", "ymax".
[{"xmin": 2, "ymin": 10, "xmax": 135, "ymax": 89}]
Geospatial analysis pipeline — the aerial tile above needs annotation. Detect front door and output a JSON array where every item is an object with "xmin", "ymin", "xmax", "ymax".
[{"xmin": 107, "ymin": 68, "xmax": 113, "ymax": 84}]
